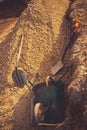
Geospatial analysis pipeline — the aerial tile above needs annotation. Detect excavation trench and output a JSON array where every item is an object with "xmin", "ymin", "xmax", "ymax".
[{"xmin": 0, "ymin": 0, "xmax": 74, "ymax": 130}]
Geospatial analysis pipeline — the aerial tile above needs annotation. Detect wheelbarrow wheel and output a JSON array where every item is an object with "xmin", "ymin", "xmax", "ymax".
[{"xmin": 34, "ymin": 103, "xmax": 45, "ymax": 124}]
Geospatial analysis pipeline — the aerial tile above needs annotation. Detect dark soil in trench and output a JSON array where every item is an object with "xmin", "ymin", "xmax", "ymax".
[{"xmin": 0, "ymin": 0, "xmax": 26, "ymax": 19}]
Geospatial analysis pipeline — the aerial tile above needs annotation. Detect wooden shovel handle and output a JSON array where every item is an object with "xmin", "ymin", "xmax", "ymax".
[{"xmin": 16, "ymin": 35, "xmax": 24, "ymax": 68}]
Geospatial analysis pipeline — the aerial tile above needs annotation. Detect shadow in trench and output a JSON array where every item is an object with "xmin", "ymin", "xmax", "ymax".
[{"xmin": 0, "ymin": 0, "xmax": 27, "ymax": 19}]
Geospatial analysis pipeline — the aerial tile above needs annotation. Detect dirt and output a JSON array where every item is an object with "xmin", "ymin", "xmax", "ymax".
[{"xmin": 0, "ymin": 0, "xmax": 70, "ymax": 130}]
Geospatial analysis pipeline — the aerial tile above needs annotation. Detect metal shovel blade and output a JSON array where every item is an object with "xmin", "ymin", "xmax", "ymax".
[
  {"xmin": 51, "ymin": 61, "xmax": 63, "ymax": 75},
  {"xmin": 12, "ymin": 68, "xmax": 27, "ymax": 88}
]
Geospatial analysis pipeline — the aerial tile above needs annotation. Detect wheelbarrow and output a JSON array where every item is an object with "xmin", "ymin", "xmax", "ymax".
[
  {"xmin": 32, "ymin": 78, "xmax": 65, "ymax": 126},
  {"xmin": 12, "ymin": 68, "xmax": 66, "ymax": 127}
]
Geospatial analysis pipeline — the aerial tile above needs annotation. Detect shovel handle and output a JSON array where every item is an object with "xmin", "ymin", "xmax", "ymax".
[{"xmin": 16, "ymin": 35, "xmax": 24, "ymax": 68}]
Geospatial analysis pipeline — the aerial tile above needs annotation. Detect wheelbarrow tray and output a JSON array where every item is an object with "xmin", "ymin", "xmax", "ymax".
[
  {"xmin": 32, "ymin": 80, "xmax": 65, "ymax": 126},
  {"xmin": 33, "ymin": 81, "xmax": 64, "ymax": 105}
]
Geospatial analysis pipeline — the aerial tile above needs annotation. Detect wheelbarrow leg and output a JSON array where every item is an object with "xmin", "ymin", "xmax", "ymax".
[{"xmin": 30, "ymin": 96, "xmax": 35, "ymax": 127}]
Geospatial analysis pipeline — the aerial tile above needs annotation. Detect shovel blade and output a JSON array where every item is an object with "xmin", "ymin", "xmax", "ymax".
[
  {"xmin": 12, "ymin": 68, "xmax": 27, "ymax": 88},
  {"xmin": 51, "ymin": 61, "xmax": 63, "ymax": 75}
]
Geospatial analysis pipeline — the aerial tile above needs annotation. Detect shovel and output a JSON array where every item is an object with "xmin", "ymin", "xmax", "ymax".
[
  {"xmin": 51, "ymin": 32, "xmax": 77, "ymax": 75},
  {"xmin": 12, "ymin": 35, "xmax": 32, "ymax": 88}
]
